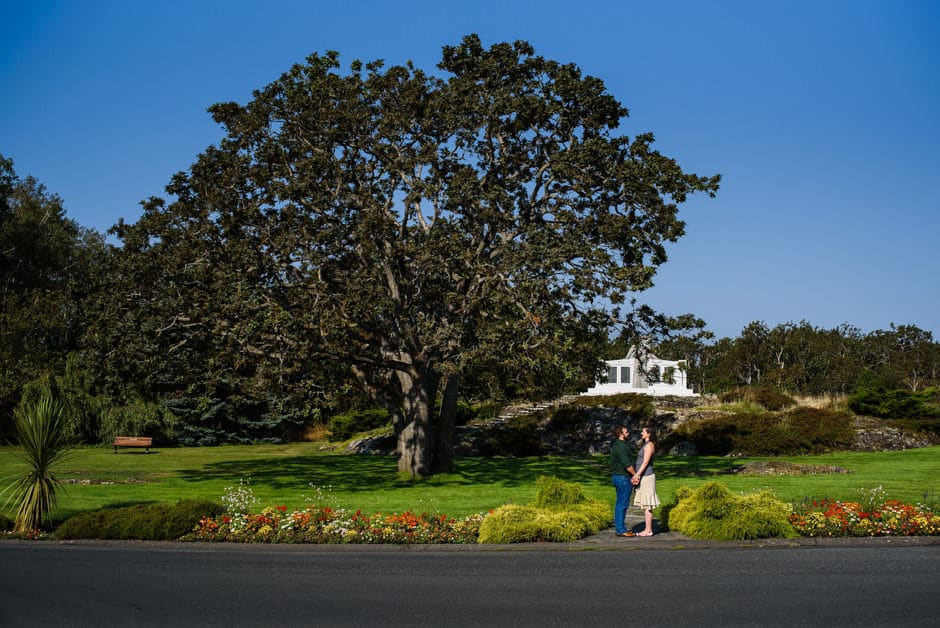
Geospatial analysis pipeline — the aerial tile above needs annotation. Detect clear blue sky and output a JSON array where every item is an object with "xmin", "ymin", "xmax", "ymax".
[{"xmin": 3, "ymin": 0, "xmax": 938, "ymax": 340}]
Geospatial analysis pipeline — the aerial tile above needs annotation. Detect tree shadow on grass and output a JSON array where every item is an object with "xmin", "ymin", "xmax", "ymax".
[
  {"xmin": 177, "ymin": 455, "xmax": 397, "ymax": 493},
  {"xmin": 177, "ymin": 454, "xmax": 608, "ymax": 493},
  {"xmin": 55, "ymin": 500, "xmax": 161, "ymax": 524},
  {"xmin": 448, "ymin": 456, "xmax": 606, "ymax": 487},
  {"xmin": 177, "ymin": 453, "xmax": 740, "ymax": 496}
]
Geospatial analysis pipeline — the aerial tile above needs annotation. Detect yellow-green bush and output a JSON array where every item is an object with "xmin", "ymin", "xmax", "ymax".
[
  {"xmin": 478, "ymin": 476, "xmax": 610, "ymax": 543},
  {"xmin": 534, "ymin": 475, "xmax": 586, "ymax": 508},
  {"xmin": 664, "ymin": 481, "xmax": 795, "ymax": 541}
]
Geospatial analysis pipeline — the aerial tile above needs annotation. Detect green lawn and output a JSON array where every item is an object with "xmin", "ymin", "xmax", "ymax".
[{"xmin": 2, "ymin": 443, "xmax": 938, "ymax": 521}]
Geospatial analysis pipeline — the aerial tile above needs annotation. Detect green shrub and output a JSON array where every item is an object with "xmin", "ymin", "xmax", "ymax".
[
  {"xmin": 503, "ymin": 414, "xmax": 544, "ymax": 456},
  {"xmin": 477, "ymin": 504, "xmax": 541, "ymax": 543},
  {"xmin": 534, "ymin": 475, "xmax": 586, "ymax": 508},
  {"xmin": 3, "ymin": 389, "xmax": 73, "ymax": 533},
  {"xmin": 673, "ymin": 407, "xmax": 854, "ymax": 455},
  {"xmin": 478, "ymin": 500, "xmax": 610, "ymax": 543},
  {"xmin": 162, "ymin": 392, "xmax": 305, "ymax": 446},
  {"xmin": 476, "ymin": 414, "xmax": 543, "ymax": 456},
  {"xmin": 547, "ymin": 405, "xmax": 587, "ymax": 431},
  {"xmin": 720, "ymin": 385, "xmax": 795, "ymax": 411},
  {"xmin": 477, "ymin": 477, "xmax": 610, "ymax": 543},
  {"xmin": 734, "ymin": 407, "xmax": 855, "ymax": 454},
  {"xmin": 328, "ymin": 409, "xmax": 390, "ymax": 442},
  {"xmin": 20, "ymin": 361, "xmax": 103, "ymax": 444},
  {"xmin": 0, "ymin": 513, "xmax": 13, "ymax": 531},
  {"xmin": 55, "ymin": 500, "xmax": 224, "ymax": 540},
  {"xmin": 97, "ymin": 401, "xmax": 179, "ymax": 446},
  {"xmin": 848, "ymin": 387, "xmax": 940, "ymax": 420},
  {"xmin": 892, "ymin": 417, "xmax": 940, "ymax": 438},
  {"xmin": 672, "ymin": 415, "xmax": 741, "ymax": 456},
  {"xmin": 577, "ymin": 393, "xmax": 655, "ymax": 421},
  {"xmin": 663, "ymin": 482, "xmax": 795, "ymax": 541}
]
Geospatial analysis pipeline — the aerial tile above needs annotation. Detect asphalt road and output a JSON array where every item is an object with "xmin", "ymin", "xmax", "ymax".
[{"xmin": 1, "ymin": 541, "xmax": 937, "ymax": 627}]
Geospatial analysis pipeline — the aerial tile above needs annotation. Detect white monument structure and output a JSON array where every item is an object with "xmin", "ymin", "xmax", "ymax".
[{"xmin": 582, "ymin": 346, "xmax": 697, "ymax": 397}]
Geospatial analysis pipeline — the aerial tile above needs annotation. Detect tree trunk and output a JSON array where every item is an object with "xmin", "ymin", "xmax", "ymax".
[
  {"xmin": 432, "ymin": 373, "xmax": 459, "ymax": 474},
  {"xmin": 396, "ymin": 368, "xmax": 435, "ymax": 478}
]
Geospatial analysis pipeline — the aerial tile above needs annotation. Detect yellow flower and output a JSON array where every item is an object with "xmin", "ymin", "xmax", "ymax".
[{"xmin": 804, "ymin": 512, "xmax": 827, "ymax": 533}]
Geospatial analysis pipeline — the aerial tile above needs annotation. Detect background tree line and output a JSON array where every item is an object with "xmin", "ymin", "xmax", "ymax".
[{"xmin": 654, "ymin": 319, "xmax": 940, "ymax": 396}]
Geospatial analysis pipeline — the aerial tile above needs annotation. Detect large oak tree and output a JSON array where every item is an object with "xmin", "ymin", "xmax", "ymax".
[{"xmin": 110, "ymin": 36, "xmax": 719, "ymax": 476}]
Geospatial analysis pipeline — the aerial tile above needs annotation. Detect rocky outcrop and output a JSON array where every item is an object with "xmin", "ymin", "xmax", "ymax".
[
  {"xmin": 343, "ymin": 396, "xmax": 936, "ymax": 456},
  {"xmin": 850, "ymin": 416, "xmax": 933, "ymax": 451},
  {"xmin": 730, "ymin": 460, "xmax": 851, "ymax": 475}
]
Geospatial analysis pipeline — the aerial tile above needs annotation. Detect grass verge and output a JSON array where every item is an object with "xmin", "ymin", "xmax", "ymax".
[{"xmin": 1, "ymin": 443, "xmax": 937, "ymax": 523}]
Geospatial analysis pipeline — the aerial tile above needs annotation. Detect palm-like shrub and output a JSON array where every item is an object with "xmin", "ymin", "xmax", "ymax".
[{"xmin": 2, "ymin": 391, "xmax": 72, "ymax": 533}]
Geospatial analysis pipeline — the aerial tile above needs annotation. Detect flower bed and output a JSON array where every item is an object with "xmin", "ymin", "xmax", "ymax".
[
  {"xmin": 789, "ymin": 499, "xmax": 939, "ymax": 537},
  {"xmin": 187, "ymin": 505, "xmax": 485, "ymax": 544}
]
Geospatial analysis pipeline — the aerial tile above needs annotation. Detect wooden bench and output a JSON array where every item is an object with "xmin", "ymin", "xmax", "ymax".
[{"xmin": 113, "ymin": 436, "xmax": 152, "ymax": 453}]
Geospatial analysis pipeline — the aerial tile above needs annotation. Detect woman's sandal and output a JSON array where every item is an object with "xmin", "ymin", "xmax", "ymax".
[{"xmin": 637, "ymin": 531, "xmax": 654, "ymax": 537}]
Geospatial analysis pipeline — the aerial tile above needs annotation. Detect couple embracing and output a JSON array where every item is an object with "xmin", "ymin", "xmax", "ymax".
[{"xmin": 609, "ymin": 424, "xmax": 660, "ymax": 537}]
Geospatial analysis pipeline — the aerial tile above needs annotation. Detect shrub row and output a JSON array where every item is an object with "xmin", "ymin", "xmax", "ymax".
[
  {"xmin": 848, "ymin": 387, "xmax": 940, "ymax": 420},
  {"xmin": 55, "ymin": 500, "xmax": 224, "ymax": 540},
  {"xmin": 670, "ymin": 407, "xmax": 855, "ymax": 456}
]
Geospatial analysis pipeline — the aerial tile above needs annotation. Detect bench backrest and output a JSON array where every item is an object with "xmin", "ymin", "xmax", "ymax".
[{"xmin": 114, "ymin": 436, "xmax": 153, "ymax": 445}]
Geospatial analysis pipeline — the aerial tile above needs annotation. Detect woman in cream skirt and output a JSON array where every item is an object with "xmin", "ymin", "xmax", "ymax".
[{"xmin": 632, "ymin": 426, "xmax": 660, "ymax": 536}]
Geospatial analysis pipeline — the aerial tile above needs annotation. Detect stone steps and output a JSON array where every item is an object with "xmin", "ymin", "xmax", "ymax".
[{"xmin": 495, "ymin": 394, "xmax": 581, "ymax": 421}]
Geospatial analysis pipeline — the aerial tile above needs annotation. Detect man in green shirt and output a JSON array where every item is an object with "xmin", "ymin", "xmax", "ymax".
[{"xmin": 609, "ymin": 425, "xmax": 637, "ymax": 537}]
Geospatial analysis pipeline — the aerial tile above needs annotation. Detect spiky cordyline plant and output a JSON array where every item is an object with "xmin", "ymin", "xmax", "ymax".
[{"xmin": 2, "ymin": 391, "xmax": 72, "ymax": 533}]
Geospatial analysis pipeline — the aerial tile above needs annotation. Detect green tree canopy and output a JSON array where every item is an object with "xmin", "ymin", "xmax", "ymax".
[
  {"xmin": 684, "ymin": 320, "xmax": 939, "ymax": 396},
  {"xmin": 0, "ymin": 156, "xmax": 107, "ymax": 435},
  {"xmin": 108, "ymin": 36, "xmax": 720, "ymax": 475}
]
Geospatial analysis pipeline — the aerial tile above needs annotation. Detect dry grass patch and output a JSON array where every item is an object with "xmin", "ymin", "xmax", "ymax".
[{"xmin": 791, "ymin": 393, "xmax": 849, "ymax": 411}]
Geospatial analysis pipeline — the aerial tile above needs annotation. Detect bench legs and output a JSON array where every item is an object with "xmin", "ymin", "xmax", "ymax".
[{"xmin": 113, "ymin": 445, "xmax": 151, "ymax": 453}]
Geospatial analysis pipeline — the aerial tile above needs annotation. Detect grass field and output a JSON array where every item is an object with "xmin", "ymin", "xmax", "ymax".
[{"xmin": 2, "ymin": 443, "xmax": 938, "ymax": 522}]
